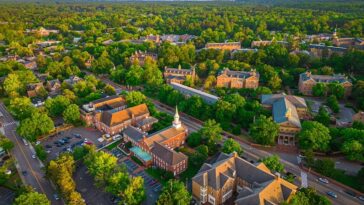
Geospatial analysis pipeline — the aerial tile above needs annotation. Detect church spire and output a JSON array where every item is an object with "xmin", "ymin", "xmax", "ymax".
[{"xmin": 173, "ymin": 106, "xmax": 181, "ymax": 129}]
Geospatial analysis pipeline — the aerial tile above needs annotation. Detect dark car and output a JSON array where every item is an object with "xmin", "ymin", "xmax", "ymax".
[
  {"xmin": 344, "ymin": 190, "xmax": 356, "ymax": 197},
  {"xmin": 45, "ymin": 144, "xmax": 52, "ymax": 149},
  {"xmin": 22, "ymin": 171, "xmax": 27, "ymax": 176},
  {"xmin": 73, "ymin": 133, "xmax": 82, "ymax": 138}
]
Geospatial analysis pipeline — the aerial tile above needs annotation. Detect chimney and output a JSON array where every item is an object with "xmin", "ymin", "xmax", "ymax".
[{"xmin": 305, "ymin": 70, "xmax": 311, "ymax": 77}]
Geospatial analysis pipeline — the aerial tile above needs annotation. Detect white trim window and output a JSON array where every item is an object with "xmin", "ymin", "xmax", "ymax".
[
  {"xmin": 222, "ymin": 190, "xmax": 233, "ymax": 203},
  {"xmin": 208, "ymin": 195, "xmax": 215, "ymax": 205}
]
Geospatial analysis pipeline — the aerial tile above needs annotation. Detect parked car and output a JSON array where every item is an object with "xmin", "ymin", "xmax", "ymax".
[
  {"xmin": 53, "ymin": 194, "xmax": 60, "ymax": 200},
  {"xmin": 73, "ymin": 133, "xmax": 82, "ymax": 138},
  {"xmin": 35, "ymin": 141, "xmax": 41, "ymax": 145},
  {"xmin": 22, "ymin": 139, "xmax": 28, "ymax": 146},
  {"xmin": 344, "ymin": 190, "xmax": 356, "ymax": 197},
  {"xmin": 327, "ymin": 191, "xmax": 337, "ymax": 198},
  {"xmin": 22, "ymin": 171, "xmax": 27, "ymax": 176},
  {"xmin": 318, "ymin": 178, "xmax": 329, "ymax": 184},
  {"xmin": 45, "ymin": 144, "xmax": 52, "ymax": 149},
  {"xmin": 32, "ymin": 154, "xmax": 36, "ymax": 159},
  {"xmin": 358, "ymin": 196, "xmax": 364, "ymax": 201}
]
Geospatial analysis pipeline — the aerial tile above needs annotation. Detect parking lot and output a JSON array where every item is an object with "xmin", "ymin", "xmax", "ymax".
[{"xmin": 40, "ymin": 127, "xmax": 103, "ymax": 161}]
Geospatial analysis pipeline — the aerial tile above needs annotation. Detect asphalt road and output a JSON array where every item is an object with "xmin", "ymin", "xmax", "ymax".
[
  {"xmin": 0, "ymin": 103, "xmax": 62, "ymax": 205},
  {"xmin": 153, "ymin": 101, "xmax": 363, "ymax": 205}
]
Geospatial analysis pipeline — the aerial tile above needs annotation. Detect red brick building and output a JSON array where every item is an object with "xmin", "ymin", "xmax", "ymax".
[
  {"xmin": 163, "ymin": 65, "xmax": 196, "ymax": 84},
  {"xmin": 80, "ymin": 96, "xmax": 157, "ymax": 135},
  {"xmin": 216, "ymin": 68, "xmax": 259, "ymax": 89},
  {"xmin": 123, "ymin": 107, "xmax": 188, "ymax": 175},
  {"xmin": 129, "ymin": 50, "xmax": 158, "ymax": 66}
]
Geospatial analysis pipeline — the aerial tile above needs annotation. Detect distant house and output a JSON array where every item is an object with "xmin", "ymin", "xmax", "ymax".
[
  {"xmin": 163, "ymin": 65, "xmax": 196, "ymax": 84},
  {"xmin": 160, "ymin": 34, "xmax": 195, "ymax": 45},
  {"xmin": 46, "ymin": 79, "xmax": 61, "ymax": 93},
  {"xmin": 129, "ymin": 50, "xmax": 158, "ymax": 66},
  {"xmin": 192, "ymin": 152, "xmax": 297, "ymax": 205},
  {"xmin": 170, "ymin": 82, "xmax": 219, "ymax": 105},
  {"xmin": 216, "ymin": 68, "xmax": 259, "ymax": 89},
  {"xmin": 102, "ymin": 39, "xmax": 114, "ymax": 46},
  {"xmin": 123, "ymin": 107, "xmax": 188, "ymax": 175},
  {"xmin": 261, "ymin": 94, "xmax": 309, "ymax": 146},
  {"xmin": 28, "ymin": 27, "xmax": 59, "ymax": 37},
  {"xmin": 63, "ymin": 76, "xmax": 82, "ymax": 87},
  {"xmin": 352, "ymin": 112, "xmax": 364, "ymax": 124},
  {"xmin": 298, "ymin": 71, "xmax": 352, "ymax": 96},
  {"xmin": 309, "ymin": 44, "xmax": 347, "ymax": 58},
  {"xmin": 205, "ymin": 42, "xmax": 241, "ymax": 51},
  {"xmin": 26, "ymin": 82, "xmax": 45, "ymax": 98},
  {"xmin": 251, "ymin": 39, "xmax": 288, "ymax": 48},
  {"xmin": 23, "ymin": 61, "xmax": 37, "ymax": 70}
]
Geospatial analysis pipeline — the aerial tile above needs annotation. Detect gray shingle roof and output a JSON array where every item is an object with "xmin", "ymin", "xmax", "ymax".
[
  {"xmin": 151, "ymin": 142, "xmax": 187, "ymax": 165},
  {"xmin": 272, "ymin": 98, "xmax": 301, "ymax": 128},
  {"xmin": 123, "ymin": 126, "xmax": 145, "ymax": 142}
]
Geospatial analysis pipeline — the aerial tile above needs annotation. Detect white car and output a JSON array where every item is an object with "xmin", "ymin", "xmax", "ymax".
[
  {"xmin": 22, "ymin": 139, "xmax": 28, "ymax": 146},
  {"xmin": 318, "ymin": 178, "xmax": 329, "ymax": 184},
  {"xmin": 35, "ymin": 141, "xmax": 41, "ymax": 145},
  {"xmin": 32, "ymin": 154, "xmax": 36, "ymax": 159},
  {"xmin": 112, "ymin": 134, "xmax": 121, "ymax": 141}
]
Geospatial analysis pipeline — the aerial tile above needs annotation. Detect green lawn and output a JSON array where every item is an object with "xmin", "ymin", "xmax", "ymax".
[
  {"xmin": 145, "ymin": 167, "xmax": 173, "ymax": 186},
  {"xmin": 105, "ymin": 140, "xmax": 121, "ymax": 151},
  {"xmin": 131, "ymin": 156, "xmax": 143, "ymax": 166}
]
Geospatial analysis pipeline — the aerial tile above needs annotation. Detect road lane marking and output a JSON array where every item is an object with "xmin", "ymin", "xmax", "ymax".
[{"xmin": 11, "ymin": 130, "xmax": 46, "ymax": 194}]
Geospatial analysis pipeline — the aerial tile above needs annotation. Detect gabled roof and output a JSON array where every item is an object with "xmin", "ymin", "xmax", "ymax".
[
  {"xmin": 261, "ymin": 94, "xmax": 307, "ymax": 108},
  {"xmin": 144, "ymin": 124, "xmax": 187, "ymax": 148},
  {"xmin": 151, "ymin": 141, "xmax": 187, "ymax": 165},
  {"xmin": 218, "ymin": 68, "xmax": 260, "ymax": 79},
  {"xmin": 123, "ymin": 126, "xmax": 146, "ymax": 142},
  {"xmin": 99, "ymin": 104, "xmax": 149, "ymax": 127},
  {"xmin": 272, "ymin": 98, "xmax": 301, "ymax": 128},
  {"xmin": 300, "ymin": 72, "xmax": 351, "ymax": 84}
]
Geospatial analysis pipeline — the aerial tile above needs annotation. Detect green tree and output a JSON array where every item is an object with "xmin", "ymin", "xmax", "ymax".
[
  {"xmin": 215, "ymin": 100, "xmax": 236, "ymax": 123},
  {"xmin": 286, "ymin": 188, "xmax": 331, "ymax": 205},
  {"xmin": 8, "ymin": 97, "xmax": 36, "ymax": 120},
  {"xmin": 156, "ymin": 180, "xmax": 191, "ymax": 205},
  {"xmin": 222, "ymin": 138, "xmax": 242, "ymax": 154},
  {"xmin": 103, "ymin": 85, "xmax": 116, "ymax": 95},
  {"xmin": 260, "ymin": 155, "xmax": 284, "ymax": 173},
  {"xmin": 250, "ymin": 115, "xmax": 279, "ymax": 145},
  {"xmin": 63, "ymin": 104, "xmax": 81, "ymax": 125},
  {"xmin": 298, "ymin": 121, "xmax": 331, "ymax": 152},
  {"xmin": 121, "ymin": 176, "xmax": 146, "ymax": 205},
  {"xmin": 35, "ymin": 144, "xmax": 47, "ymax": 161},
  {"xmin": 14, "ymin": 192, "xmax": 50, "ymax": 205},
  {"xmin": 327, "ymin": 83, "xmax": 345, "ymax": 99},
  {"xmin": 126, "ymin": 65, "xmax": 144, "ymax": 86},
  {"xmin": 312, "ymin": 83, "xmax": 327, "ymax": 97},
  {"xmin": 341, "ymin": 140, "xmax": 363, "ymax": 162},
  {"xmin": 17, "ymin": 112, "xmax": 54, "ymax": 142},
  {"xmin": 45, "ymin": 95, "xmax": 71, "ymax": 117},
  {"xmin": 187, "ymin": 132, "xmax": 202, "ymax": 148},
  {"xmin": 105, "ymin": 170, "xmax": 130, "ymax": 196},
  {"xmin": 84, "ymin": 150, "xmax": 118, "ymax": 187},
  {"xmin": 125, "ymin": 91, "xmax": 147, "ymax": 107},
  {"xmin": 314, "ymin": 106, "xmax": 330, "ymax": 126},
  {"xmin": 0, "ymin": 135, "xmax": 14, "ymax": 152},
  {"xmin": 326, "ymin": 95, "xmax": 340, "ymax": 113}
]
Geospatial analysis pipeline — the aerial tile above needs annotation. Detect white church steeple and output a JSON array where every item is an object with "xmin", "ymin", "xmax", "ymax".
[{"xmin": 173, "ymin": 106, "xmax": 182, "ymax": 129}]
